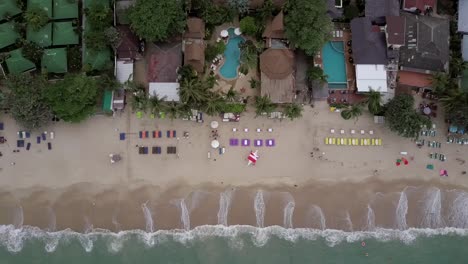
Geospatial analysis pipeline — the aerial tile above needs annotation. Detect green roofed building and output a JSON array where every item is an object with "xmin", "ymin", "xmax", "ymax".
[
  {"xmin": 0, "ymin": 0, "xmax": 22, "ymax": 21},
  {"xmin": 84, "ymin": 0, "xmax": 109, "ymax": 9},
  {"xmin": 53, "ymin": 22, "xmax": 79, "ymax": 45},
  {"xmin": 27, "ymin": 23, "xmax": 52, "ymax": 47},
  {"xmin": 42, "ymin": 48, "xmax": 67, "ymax": 73},
  {"xmin": 462, "ymin": 69, "xmax": 468, "ymax": 93},
  {"xmin": 27, "ymin": 0, "xmax": 53, "ymax": 17},
  {"xmin": 0, "ymin": 22, "xmax": 19, "ymax": 49},
  {"xmin": 53, "ymin": 0, "xmax": 78, "ymax": 19},
  {"xmin": 83, "ymin": 48, "xmax": 111, "ymax": 70},
  {"xmin": 5, "ymin": 49, "xmax": 36, "ymax": 74}
]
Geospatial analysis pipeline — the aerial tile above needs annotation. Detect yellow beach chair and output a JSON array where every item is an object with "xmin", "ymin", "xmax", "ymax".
[
  {"xmin": 325, "ymin": 137, "xmax": 329, "ymax": 145},
  {"xmin": 371, "ymin": 139, "xmax": 375, "ymax": 146},
  {"xmin": 337, "ymin": 138, "xmax": 341, "ymax": 145},
  {"xmin": 348, "ymin": 138, "xmax": 352, "ymax": 145},
  {"xmin": 342, "ymin": 138, "xmax": 347, "ymax": 146},
  {"xmin": 351, "ymin": 138, "xmax": 356, "ymax": 146},
  {"xmin": 360, "ymin": 138, "xmax": 364, "ymax": 146},
  {"xmin": 332, "ymin": 138, "xmax": 336, "ymax": 145},
  {"xmin": 376, "ymin": 139, "xmax": 382, "ymax": 145}
]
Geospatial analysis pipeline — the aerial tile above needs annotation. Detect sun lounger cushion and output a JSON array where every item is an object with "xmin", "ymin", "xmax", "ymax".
[
  {"xmin": 230, "ymin": 138, "xmax": 239, "ymax": 146},
  {"xmin": 26, "ymin": 142, "xmax": 31, "ymax": 150},
  {"xmin": 139, "ymin": 147, "xmax": 145, "ymax": 154},
  {"xmin": 26, "ymin": 132, "xmax": 31, "ymax": 138},
  {"xmin": 167, "ymin": 130, "xmax": 171, "ymax": 138},
  {"xmin": 266, "ymin": 139, "xmax": 275, "ymax": 147},
  {"xmin": 120, "ymin": 133, "xmax": 126, "ymax": 140},
  {"xmin": 254, "ymin": 139, "xmax": 263, "ymax": 147},
  {"xmin": 17, "ymin": 140, "xmax": 24, "ymax": 148},
  {"xmin": 37, "ymin": 136, "xmax": 41, "ymax": 144},
  {"xmin": 139, "ymin": 131, "xmax": 143, "ymax": 138},
  {"xmin": 48, "ymin": 142, "xmax": 52, "ymax": 150},
  {"xmin": 241, "ymin": 139, "xmax": 250, "ymax": 146},
  {"xmin": 0, "ymin": 123, "xmax": 3, "ymax": 130},
  {"xmin": 42, "ymin": 133, "xmax": 46, "ymax": 140}
]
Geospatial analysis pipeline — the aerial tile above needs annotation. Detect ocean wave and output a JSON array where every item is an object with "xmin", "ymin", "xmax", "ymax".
[{"xmin": 0, "ymin": 224, "xmax": 468, "ymax": 253}]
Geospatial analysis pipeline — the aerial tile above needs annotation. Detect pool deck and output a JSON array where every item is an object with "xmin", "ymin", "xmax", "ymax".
[{"xmin": 314, "ymin": 29, "xmax": 356, "ymax": 91}]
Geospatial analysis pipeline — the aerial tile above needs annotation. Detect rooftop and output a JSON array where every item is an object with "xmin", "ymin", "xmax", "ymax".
[
  {"xmin": 399, "ymin": 12, "xmax": 450, "ymax": 74},
  {"xmin": 27, "ymin": 0, "xmax": 52, "ymax": 17},
  {"xmin": 326, "ymin": 0, "xmax": 343, "ymax": 19},
  {"xmin": 365, "ymin": 0, "xmax": 399, "ymax": 18},
  {"xmin": 149, "ymin": 82, "xmax": 180, "ymax": 102},
  {"xmin": 117, "ymin": 25, "xmax": 141, "ymax": 59},
  {"xmin": 459, "ymin": 0, "xmax": 468, "ymax": 33},
  {"xmin": 52, "ymin": 22, "xmax": 79, "ymax": 46},
  {"xmin": 350, "ymin": 17, "xmax": 388, "ymax": 65},
  {"xmin": 355, "ymin": 64, "xmax": 388, "ymax": 92},
  {"xmin": 0, "ymin": 0, "xmax": 22, "ymax": 21},
  {"xmin": 184, "ymin": 42, "xmax": 205, "ymax": 73},
  {"xmin": 41, "ymin": 48, "xmax": 68, "ymax": 73},
  {"xmin": 26, "ymin": 23, "xmax": 52, "ymax": 47},
  {"xmin": 83, "ymin": 48, "xmax": 112, "ymax": 70},
  {"xmin": 397, "ymin": 70, "xmax": 433, "ymax": 87},
  {"xmin": 184, "ymin": 17, "xmax": 205, "ymax": 39},
  {"xmin": 463, "ymin": 35, "xmax": 468, "ymax": 62},
  {"xmin": 5, "ymin": 49, "xmax": 36, "ymax": 74},
  {"xmin": 53, "ymin": 0, "xmax": 79, "ymax": 19},
  {"xmin": 403, "ymin": 0, "xmax": 436, "ymax": 11},
  {"xmin": 262, "ymin": 11, "xmax": 285, "ymax": 39},
  {"xmin": 386, "ymin": 16, "xmax": 406, "ymax": 46},
  {"xmin": 260, "ymin": 48, "xmax": 295, "ymax": 103},
  {"xmin": 0, "ymin": 22, "xmax": 19, "ymax": 49},
  {"xmin": 147, "ymin": 42, "xmax": 182, "ymax": 83}
]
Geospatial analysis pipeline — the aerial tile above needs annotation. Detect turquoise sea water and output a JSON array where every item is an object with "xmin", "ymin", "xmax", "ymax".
[
  {"xmin": 322, "ymin": 41, "xmax": 347, "ymax": 89},
  {"xmin": 2, "ymin": 225, "xmax": 468, "ymax": 263},
  {"xmin": 219, "ymin": 28, "xmax": 245, "ymax": 79}
]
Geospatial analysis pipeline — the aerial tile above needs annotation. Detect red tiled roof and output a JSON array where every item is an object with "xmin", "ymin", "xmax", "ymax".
[
  {"xmin": 117, "ymin": 25, "xmax": 141, "ymax": 60},
  {"xmin": 398, "ymin": 71, "xmax": 433, "ymax": 87},
  {"xmin": 386, "ymin": 16, "xmax": 406, "ymax": 46},
  {"xmin": 403, "ymin": 0, "xmax": 435, "ymax": 11}
]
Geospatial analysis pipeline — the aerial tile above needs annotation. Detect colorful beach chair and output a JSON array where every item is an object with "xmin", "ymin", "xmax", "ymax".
[
  {"xmin": 325, "ymin": 137, "xmax": 329, "ymax": 145},
  {"xmin": 230, "ymin": 138, "xmax": 239, "ymax": 146},
  {"xmin": 254, "ymin": 139, "xmax": 263, "ymax": 147},
  {"xmin": 119, "ymin": 133, "xmax": 126, "ymax": 140},
  {"xmin": 241, "ymin": 139, "xmax": 250, "ymax": 146},
  {"xmin": 331, "ymin": 138, "xmax": 336, "ymax": 145}
]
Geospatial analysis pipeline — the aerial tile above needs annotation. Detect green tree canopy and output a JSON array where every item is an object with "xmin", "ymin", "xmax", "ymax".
[
  {"xmin": 284, "ymin": 103, "xmax": 303, "ymax": 120},
  {"xmin": 85, "ymin": 4, "xmax": 113, "ymax": 31},
  {"xmin": 24, "ymin": 7, "xmax": 49, "ymax": 31},
  {"xmin": 240, "ymin": 16, "xmax": 258, "ymax": 36},
  {"xmin": 44, "ymin": 74, "xmax": 99, "ymax": 122},
  {"xmin": 284, "ymin": 0, "xmax": 332, "ymax": 55},
  {"xmin": 5, "ymin": 73, "xmax": 52, "ymax": 130},
  {"xmin": 343, "ymin": 4, "xmax": 359, "ymax": 20},
  {"xmin": 227, "ymin": 0, "xmax": 249, "ymax": 14},
  {"xmin": 365, "ymin": 89, "xmax": 383, "ymax": 115},
  {"xmin": 128, "ymin": 0, "xmax": 186, "ymax": 41},
  {"xmin": 21, "ymin": 41, "xmax": 44, "ymax": 64},
  {"xmin": 440, "ymin": 90, "xmax": 468, "ymax": 129},
  {"xmin": 254, "ymin": 95, "xmax": 276, "ymax": 116},
  {"xmin": 307, "ymin": 65, "xmax": 327, "ymax": 84},
  {"xmin": 340, "ymin": 104, "xmax": 362, "ymax": 121},
  {"xmin": 384, "ymin": 95, "xmax": 431, "ymax": 138}
]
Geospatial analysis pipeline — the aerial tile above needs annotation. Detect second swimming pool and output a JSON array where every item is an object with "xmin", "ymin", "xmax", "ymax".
[{"xmin": 322, "ymin": 41, "xmax": 347, "ymax": 89}]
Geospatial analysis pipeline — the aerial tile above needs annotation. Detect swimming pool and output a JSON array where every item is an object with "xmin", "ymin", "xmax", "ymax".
[
  {"xmin": 219, "ymin": 28, "xmax": 245, "ymax": 79},
  {"xmin": 322, "ymin": 41, "xmax": 347, "ymax": 89}
]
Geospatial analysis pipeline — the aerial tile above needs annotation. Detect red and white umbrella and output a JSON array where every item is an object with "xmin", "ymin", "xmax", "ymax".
[{"xmin": 247, "ymin": 150, "xmax": 259, "ymax": 166}]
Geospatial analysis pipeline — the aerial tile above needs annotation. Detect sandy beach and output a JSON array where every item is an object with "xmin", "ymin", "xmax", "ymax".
[{"xmin": 0, "ymin": 101, "xmax": 467, "ymax": 231}]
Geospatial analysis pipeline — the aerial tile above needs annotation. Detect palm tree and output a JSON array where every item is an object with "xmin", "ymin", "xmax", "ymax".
[
  {"xmin": 165, "ymin": 101, "xmax": 181, "ymax": 120},
  {"xmin": 341, "ymin": 104, "xmax": 362, "ymax": 121},
  {"xmin": 203, "ymin": 93, "xmax": 225, "ymax": 116},
  {"xmin": 179, "ymin": 78, "xmax": 208, "ymax": 106},
  {"xmin": 365, "ymin": 88, "xmax": 382, "ymax": 115},
  {"xmin": 130, "ymin": 92, "xmax": 148, "ymax": 113},
  {"xmin": 284, "ymin": 103, "xmax": 303, "ymax": 120},
  {"xmin": 254, "ymin": 95, "xmax": 276, "ymax": 116},
  {"xmin": 430, "ymin": 72, "xmax": 451, "ymax": 96},
  {"xmin": 177, "ymin": 103, "xmax": 192, "ymax": 119},
  {"xmin": 440, "ymin": 89, "xmax": 468, "ymax": 113},
  {"xmin": 147, "ymin": 94, "xmax": 168, "ymax": 116},
  {"xmin": 240, "ymin": 40, "xmax": 259, "ymax": 69},
  {"xmin": 224, "ymin": 86, "xmax": 239, "ymax": 102}
]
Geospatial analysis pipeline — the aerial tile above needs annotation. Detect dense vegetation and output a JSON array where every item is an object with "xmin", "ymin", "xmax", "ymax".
[{"xmin": 385, "ymin": 95, "xmax": 431, "ymax": 138}]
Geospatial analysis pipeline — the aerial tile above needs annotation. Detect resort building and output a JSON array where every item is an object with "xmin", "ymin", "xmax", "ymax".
[
  {"xmin": 183, "ymin": 17, "xmax": 205, "ymax": 73},
  {"xmin": 326, "ymin": 0, "xmax": 343, "ymax": 19},
  {"xmin": 259, "ymin": 48, "xmax": 295, "ymax": 103},
  {"xmin": 350, "ymin": 17, "xmax": 389, "ymax": 94},
  {"xmin": 459, "ymin": 0, "xmax": 468, "ymax": 61},
  {"xmin": 147, "ymin": 41, "xmax": 182, "ymax": 101},
  {"xmin": 398, "ymin": 12, "xmax": 449, "ymax": 87},
  {"xmin": 262, "ymin": 11, "xmax": 287, "ymax": 48},
  {"xmin": 365, "ymin": 0, "xmax": 400, "ymax": 24}
]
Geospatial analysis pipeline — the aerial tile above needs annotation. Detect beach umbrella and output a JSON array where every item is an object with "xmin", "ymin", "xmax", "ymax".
[
  {"xmin": 211, "ymin": 140, "xmax": 220, "ymax": 149},
  {"xmin": 247, "ymin": 150, "xmax": 259, "ymax": 165},
  {"xmin": 210, "ymin": 121, "xmax": 219, "ymax": 129},
  {"xmin": 234, "ymin": 28, "xmax": 242, "ymax": 35},
  {"xmin": 423, "ymin": 107, "xmax": 431, "ymax": 115},
  {"xmin": 220, "ymin": 30, "xmax": 228, "ymax": 38}
]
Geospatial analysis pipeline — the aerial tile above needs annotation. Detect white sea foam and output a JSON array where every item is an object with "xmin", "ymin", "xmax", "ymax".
[
  {"xmin": 141, "ymin": 202, "xmax": 154, "ymax": 233},
  {"xmin": 217, "ymin": 189, "xmax": 234, "ymax": 226},
  {"xmin": 449, "ymin": 192, "xmax": 468, "ymax": 228},
  {"xmin": 47, "ymin": 207, "xmax": 57, "ymax": 232},
  {"xmin": 13, "ymin": 206, "xmax": 24, "ymax": 229},
  {"xmin": 283, "ymin": 202, "xmax": 295, "ymax": 229},
  {"xmin": 344, "ymin": 211, "xmax": 353, "ymax": 232},
  {"xmin": 365, "ymin": 205, "xmax": 375, "ymax": 231},
  {"xmin": 254, "ymin": 190, "xmax": 265, "ymax": 228},
  {"xmin": 180, "ymin": 199, "xmax": 190, "ymax": 230},
  {"xmin": 0, "ymin": 224, "xmax": 468, "ymax": 253},
  {"xmin": 421, "ymin": 188, "xmax": 442, "ymax": 228},
  {"xmin": 396, "ymin": 191, "xmax": 408, "ymax": 230}
]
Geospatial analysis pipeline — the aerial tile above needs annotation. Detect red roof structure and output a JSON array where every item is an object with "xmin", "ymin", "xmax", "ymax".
[
  {"xmin": 117, "ymin": 25, "xmax": 141, "ymax": 60},
  {"xmin": 398, "ymin": 71, "xmax": 433, "ymax": 87},
  {"xmin": 403, "ymin": 0, "xmax": 436, "ymax": 11}
]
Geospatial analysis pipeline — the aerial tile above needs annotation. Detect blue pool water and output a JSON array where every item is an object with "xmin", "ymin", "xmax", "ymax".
[
  {"xmin": 322, "ymin": 41, "xmax": 347, "ymax": 89},
  {"xmin": 219, "ymin": 28, "xmax": 245, "ymax": 79}
]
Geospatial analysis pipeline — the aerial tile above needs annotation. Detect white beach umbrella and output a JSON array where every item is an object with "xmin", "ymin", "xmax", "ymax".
[
  {"xmin": 210, "ymin": 121, "xmax": 219, "ymax": 129},
  {"xmin": 211, "ymin": 140, "xmax": 220, "ymax": 149},
  {"xmin": 234, "ymin": 28, "xmax": 242, "ymax": 35},
  {"xmin": 220, "ymin": 30, "xmax": 229, "ymax": 38}
]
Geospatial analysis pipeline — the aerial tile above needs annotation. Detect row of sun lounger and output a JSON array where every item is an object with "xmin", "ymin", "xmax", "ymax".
[
  {"xmin": 138, "ymin": 146, "xmax": 177, "ymax": 154},
  {"xmin": 229, "ymin": 138, "xmax": 276, "ymax": 147},
  {"xmin": 17, "ymin": 139, "xmax": 52, "ymax": 150},
  {"xmin": 429, "ymin": 153, "xmax": 446, "ymax": 161},
  {"xmin": 120, "ymin": 131, "xmax": 177, "ymax": 140},
  {"xmin": 325, "ymin": 138, "xmax": 382, "ymax": 146},
  {"xmin": 446, "ymin": 137, "xmax": 468, "ymax": 145}
]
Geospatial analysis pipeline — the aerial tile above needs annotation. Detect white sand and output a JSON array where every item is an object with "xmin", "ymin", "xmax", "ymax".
[{"xmin": 1, "ymin": 101, "xmax": 467, "ymax": 193}]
